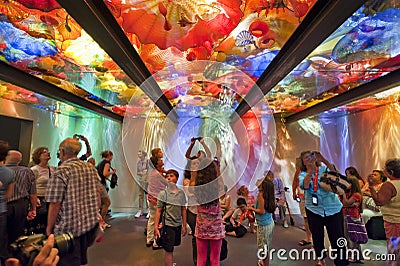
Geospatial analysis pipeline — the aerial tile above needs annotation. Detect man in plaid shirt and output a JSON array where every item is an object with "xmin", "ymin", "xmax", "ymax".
[{"xmin": 46, "ymin": 138, "xmax": 99, "ymax": 266}]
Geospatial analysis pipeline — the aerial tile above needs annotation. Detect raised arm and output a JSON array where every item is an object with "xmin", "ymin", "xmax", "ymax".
[
  {"xmin": 185, "ymin": 139, "xmax": 196, "ymax": 159},
  {"xmin": 199, "ymin": 137, "xmax": 211, "ymax": 158},
  {"xmin": 81, "ymin": 136, "xmax": 92, "ymax": 158},
  {"xmin": 315, "ymin": 152, "xmax": 335, "ymax": 171}
]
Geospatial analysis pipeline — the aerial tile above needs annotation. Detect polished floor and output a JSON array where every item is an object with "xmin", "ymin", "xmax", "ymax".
[{"xmin": 87, "ymin": 213, "xmax": 389, "ymax": 266}]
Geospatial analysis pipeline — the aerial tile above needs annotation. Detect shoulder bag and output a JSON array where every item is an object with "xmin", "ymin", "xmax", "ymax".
[
  {"xmin": 345, "ymin": 210, "xmax": 368, "ymax": 244},
  {"xmin": 156, "ymin": 190, "xmax": 168, "ymax": 247},
  {"xmin": 320, "ymin": 169, "xmax": 351, "ymax": 195}
]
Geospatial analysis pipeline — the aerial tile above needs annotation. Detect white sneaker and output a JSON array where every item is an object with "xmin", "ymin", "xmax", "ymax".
[
  {"xmin": 283, "ymin": 220, "xmax": 289, "ymax": 228},
  {"xmin": 146, "ymin": 212, "xmax": 150, "ymax": 219},
  {"xmin": 135, "ymin": 211, "xmax": 142, "ymax": 218}
]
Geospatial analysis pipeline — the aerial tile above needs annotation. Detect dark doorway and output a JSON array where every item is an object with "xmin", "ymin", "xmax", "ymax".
[{"xmin": 0, "ymin": 115, "xmax": 33, "ymax": 166}]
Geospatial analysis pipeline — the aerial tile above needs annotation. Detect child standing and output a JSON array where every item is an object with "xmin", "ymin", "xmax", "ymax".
[
  {"xmin": 249, "ymin": 178, "xmax": 276, "ymax": 266},
  {"xmin": 342, "ymin": 175, "xmax": 363, "ymax": 263},
  {"xmin": 154, "ymin": 169, "xmax": 187, "ymax": 266}
]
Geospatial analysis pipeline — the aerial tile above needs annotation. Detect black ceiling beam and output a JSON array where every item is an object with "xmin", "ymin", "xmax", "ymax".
[
  {"xmin": 231, "ymin": 0, "xmax": 367, "ymax": 123},
  {"xmin": 57, "ymin": 0, "xmax": 178, "ymax": 122},
  {"xmin": 285, "ymin": 68, "xmax": 400, "ymax": 123},
  {"xmin": 0, "ymin": 61, "xmax": 123, "ymax": 122}
]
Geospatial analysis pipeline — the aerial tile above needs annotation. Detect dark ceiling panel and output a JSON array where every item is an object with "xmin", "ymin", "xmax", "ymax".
[
  {"xmin": 57, "ymin": 0, "xmax": 178, "ymax": 122},
  {"xmin": 231, "ymin": 0, "xmax": 367, "ymax": 122},
  {"xmin": 0, "ymin": 61, "xmax": 123, "ymax": 122},
  {"xmin": 285, "ymin": 68, "xmax": 400, "ymax": 123}
]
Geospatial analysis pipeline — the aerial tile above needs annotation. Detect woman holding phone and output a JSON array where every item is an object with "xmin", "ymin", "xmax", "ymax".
[{"xmin": 299, "ymin": 151, "xmax": 347, "ymax": 266}]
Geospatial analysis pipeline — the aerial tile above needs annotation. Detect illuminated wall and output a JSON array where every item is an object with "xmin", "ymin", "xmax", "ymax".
[
  {"xmin": 2, "ymin": 97, "xmax": 400, "ymax": 214},
  {"xmin": 0, "ymin": 98, "xmax": 138, "ymax": 212},
  {"xmin": 274, "ymin": 103, "xmax": 400, "ymax": 214}
]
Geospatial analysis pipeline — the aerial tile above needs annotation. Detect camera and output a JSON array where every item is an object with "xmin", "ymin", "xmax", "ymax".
[
  {"xmin": 11, "ymin": 233, "xmax": 74, "ymax": 266},
  {"xmin": 73, "ymin": 134, "xmax": 83, "ymax": 139},
  {"xmin": 191, "ymin": 137, "xmax": 201, "ymax": 141}
]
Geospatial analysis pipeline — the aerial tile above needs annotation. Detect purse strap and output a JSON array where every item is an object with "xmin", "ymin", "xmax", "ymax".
[{"xmin": 161, "ymin": 190, "xmax": 167, "ymax": 224}]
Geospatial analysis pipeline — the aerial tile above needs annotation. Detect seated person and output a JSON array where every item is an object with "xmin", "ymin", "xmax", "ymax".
[
  {"xmin": 223, "ymin": 185, "xmax": 255, "ymax": 232},
  {"xmin": 225, "ymin": 198, "xmax": 253, "ymax": 238},
  {"xmin": 361, "ymin": 170, "xmax": 387, "ymax": 223},
  {"xmin": 219, "ymin": 185, "xmax": 231, "ymax": 217}
]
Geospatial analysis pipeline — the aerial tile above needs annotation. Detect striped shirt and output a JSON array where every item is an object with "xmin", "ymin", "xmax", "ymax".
[
  {"xmin": 46, "ymin": 158, "xmax": 99, "ymax": 237},
  {"xmin": 5, "ymin": 164, "xmax": 36, "ymax": 202}
]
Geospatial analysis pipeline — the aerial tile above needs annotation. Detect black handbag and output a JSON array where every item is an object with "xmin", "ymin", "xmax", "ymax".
[
  {"xmin": 220, "ymin": 238, "xmax": 228, "ymax": 261},
  {"xmin": 109, "ymin": 166, "xmax": 118, "ymax": 189}
]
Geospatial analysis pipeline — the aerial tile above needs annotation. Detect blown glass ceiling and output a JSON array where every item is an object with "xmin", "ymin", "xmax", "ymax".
[
  {"xmin": 270, "ymin": 2, "xmax": 400, "ymax": 115},
  {"xmin": 0, "ymin": 0, "xmax": 399, "ymax": 119},
  {"xmin": 0, "ymin": 79, "xmax": 101, "ymax": 119}
]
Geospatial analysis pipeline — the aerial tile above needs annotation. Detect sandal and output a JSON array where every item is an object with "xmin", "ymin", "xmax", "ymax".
[{"xmin": 298, "ymin": 239, "xmax": 312, "ymax": 246}]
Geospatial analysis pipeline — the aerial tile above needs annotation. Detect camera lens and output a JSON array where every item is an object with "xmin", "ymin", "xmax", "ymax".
[{"xmin": 53, "ymin": 233, "xmax": 74, "ymax": 255}]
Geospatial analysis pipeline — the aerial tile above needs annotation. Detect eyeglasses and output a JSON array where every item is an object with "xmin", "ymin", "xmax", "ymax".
[{"xmin": 40, "ymin": 150, "xmax": 50, "ymax": 155}]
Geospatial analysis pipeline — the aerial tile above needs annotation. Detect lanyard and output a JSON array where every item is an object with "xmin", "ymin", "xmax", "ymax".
[
  {"xmin": 313, "ymin": 167, "xmax": 319, "ymax": 192},
  {"xmin": 238, "ymin": 211, "xmax": 246, "ymax": 227}
]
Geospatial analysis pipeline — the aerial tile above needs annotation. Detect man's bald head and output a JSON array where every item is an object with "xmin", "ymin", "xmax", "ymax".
[{"xmin": 6, "ymin": 150, "xmax": 22, "ymax": 165}]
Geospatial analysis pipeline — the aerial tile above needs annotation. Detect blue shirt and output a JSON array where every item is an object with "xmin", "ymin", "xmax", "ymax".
[
  {"xmin": 0, "ymin": 166, "xmax": 14, "ymax": 213},
  {"xmin": 299, "ymin": 166, "xmax": 342, "ymax": 217},
  {"xmin": 255, "ymin": 198, "xmax": 273, "ymax": 226}
]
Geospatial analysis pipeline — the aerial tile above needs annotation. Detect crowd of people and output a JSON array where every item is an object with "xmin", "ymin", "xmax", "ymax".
[
  {"xmin": 1, "ymin": 135, "xmax": 400, "ymax": 266},
  {"xmin": 0, "ymin": 135, "xmax": 117, "ymax": 266}
]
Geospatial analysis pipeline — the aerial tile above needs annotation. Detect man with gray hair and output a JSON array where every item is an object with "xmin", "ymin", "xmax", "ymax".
[
  {"xmin": 46, "ymin": 138, "xmax": 99, "ymax": 266},
  {"xmin": 5, "ymin": 150, "xmax": 37, "ymax": 245}
]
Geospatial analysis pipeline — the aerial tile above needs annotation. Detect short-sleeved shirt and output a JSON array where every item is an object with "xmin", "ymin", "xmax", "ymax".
[
  {"xmin": 0, "ymin": 166, "xmax": 14, "ymax": 213},
  {"xmin": 46, "ymin": 158, "xmax": 99, "ymax": 237},
  {"xmin": 157, "ymin": 187, "xmax": 186, "ymax": 227},
  {"xmin": 31, "ymin": 165, "xmax": 55, "ymax": 197},
  {"xmin": 342, "ymin": 192, "xmax": 361, "ymax": 218},
  {"xmin": 231, "ymin": 208, "xmax": 250, "ymax": 229},
  {"xmin": 299, "ymin": 166, "xmax": 343, "ymax": 217},
  {"xmin": 147, "ymin": 169, "xmax": 167, "ymax": 206},
  {"xmin": 5, "ymin": 164, "xmax": 36, "ymax": 202},
  {"xmin": 137, "ymin": 159, "xmax": 149, "ymax": 177},
  {"xmin": 273, "ymin": 177, "xmax": 286, "ymax": 201}
]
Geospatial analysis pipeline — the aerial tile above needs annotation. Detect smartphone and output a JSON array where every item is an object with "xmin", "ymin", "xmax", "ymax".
[{"xmin": 213, "ymin": 156, "xmax": 219, "ymax": 166}]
